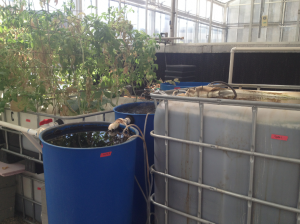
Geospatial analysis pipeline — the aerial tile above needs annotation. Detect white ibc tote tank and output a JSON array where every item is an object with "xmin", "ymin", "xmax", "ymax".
[{"xmin": 152, "ymin": 87, "xmax": 300, "ymax": 224}]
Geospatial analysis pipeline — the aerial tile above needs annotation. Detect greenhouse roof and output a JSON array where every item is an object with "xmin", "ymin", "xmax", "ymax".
[{"xmin": 216, "ymin": 0, "xmax": 234, "ymax": 3}]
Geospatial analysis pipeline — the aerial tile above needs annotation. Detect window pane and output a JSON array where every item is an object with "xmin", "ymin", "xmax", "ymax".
[
  {"xmin": 162, "ymin": 0, "xmax": 171, "ymax": 7},
  {"xmin": 211, "ymin": 28, "xmax": 218, "ymax": 42},
  {"xmin": 206, "ymin": 2, "xmax": 211, "ymax": 19},
  {"xmin": 213, "ymin": 3, "xmax": 223, "ymax": 23},
  {"xmin": 177, "ymin": 18, "xmax": 186, "ymax": 43},
  {"xmin": 227, "ymin": 5, "xmax": 238, "ymax": 24},
  {"xmin": 138, "ymin": 8, "xmax": 145, "ymax": 32},
  {"xmin": 285, "ymin": 1, "xmax": 299, "ymax": 22},
  {"xmin": 83, "ymin": 0, "xmax": 93, "ymax": 15},
  {"xmin": 251, "ymin": 27, "xmax": 267, "ymax": 42},
  {"xmin": 199, "ymin": 0, "xmax": 207, "ymax": 18},
  {"xmin": 187, "ymin": 21, "xmax": 195, "ymax": 43},
  {"xmin": 29, "ymin": 0, "xmax": 44, "ymax": 10},
  {"xmin": 161, "ymin": 13, "xmax": 170, "ymax": 34},
  {"xmin": 178, "ymin": 0, "xmax": 185, "ymax": 12},
  {"xmin": 266, "ymin": 26, "xmax": 280, "ymax": 42},
  {"xmin": 0, "ymin": 0, "xmax": 15, "ymax": 6},
  {"xmin": 238, "ymin": 4, "xmax": 250, "ymax": 24},
  {"xmin": 218, "ymin": 29, "xmax": 223, "ymax": 42},
  {"xmin": 253, "ymin": 4, "xmax": 261, "ymax": 23},
  {"xmin": 155, "ymin": 12, "xmax": 161, "ymax": 34},
  {"xmin": 127, "ymin": 6, "xmax": 138, "ymax": 30},
  {"xmin": 98, "ymin": 0, "xmax": 109, "ymax": 15},
  {"xmin": 200, "ymin": 24, "xmax": 208, "ymax": 43},
  {"xmin": 110, "ymin": 1, "xmax": 119, "ymax": 9},
  {"xmin": 237, "ymin": 28, "xmax": 249, "ymax": 42},
  {"xmin": 282, "ymin": 27, "xmax": 296, "ymax": 42},
  {"xmin": 268, "ymin": 2, "xmax": 282, "ymax": 23},
  {"xmin": 227, "ymin": 28, "xmax": 237, "ymax": 42},
  {"xmin": 186, "ymin": 0, "xmax": 197, "ymax": 15},
  {"xmin": 147, "ymin": 10, "xmax": 155, "ymax": 35},
  {"xmin": 49, "ymin": 0, "xmax": 66, "ymax": 11}
]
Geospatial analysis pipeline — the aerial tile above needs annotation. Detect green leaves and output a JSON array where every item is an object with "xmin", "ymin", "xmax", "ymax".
[{"xmin": 0, "ymin": 4, "xmax": 158, "ymax": 115}]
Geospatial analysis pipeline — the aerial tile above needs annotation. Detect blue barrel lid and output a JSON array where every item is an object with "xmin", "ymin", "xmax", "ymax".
[{"xmin": 160, "ymin": 82, "xmax": 209, "ymax": 90}]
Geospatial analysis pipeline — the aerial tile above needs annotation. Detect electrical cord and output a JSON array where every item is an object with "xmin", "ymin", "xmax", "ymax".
[
  {"xmin": 123, "ymin": 124, "xmax": 150, "ymax": 188},
  {"xmin": 135, "ymin": 175, "xmax": 147, "ymax": 202}
]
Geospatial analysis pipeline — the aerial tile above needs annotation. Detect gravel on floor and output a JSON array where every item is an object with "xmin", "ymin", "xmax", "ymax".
[{"xmin": 1, "ymin": 213, "xmax": 40, "ymax": 224}]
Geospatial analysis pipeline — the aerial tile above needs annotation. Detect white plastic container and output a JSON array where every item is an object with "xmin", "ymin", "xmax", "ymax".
[
  {"xmin": 153, "ymin": 97, "xmax": 300, "ymax": 224},
  {"xmin": 15, "ymin": 172, "xmax": 44, "ymax": 222}
]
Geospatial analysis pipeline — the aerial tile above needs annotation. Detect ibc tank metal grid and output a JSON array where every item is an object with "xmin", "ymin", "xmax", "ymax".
[
  {"xmin": 0, "ymin": 109, "xmax": 113, "ymax": 163},
  {"xmin": 150, "ymin": 91, "xmax": 300, "ymax": 224},
  {"xmin": 16, "ymin": 174, "xmax": 45, "ymax": 223}
]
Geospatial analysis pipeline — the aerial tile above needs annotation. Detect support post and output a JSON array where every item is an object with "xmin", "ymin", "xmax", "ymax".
[
  {"xmin": 197, "ymin": 103, "xmax": 204, "ymax": 224},
  {"xmin": 146, "ymin": 0, "xmax": 148, "ymax": 34},
  {"xmin": 258, "ymin": 0, "xmax": 265, "ymax": 38},
  {"xmin": 195, "ymin": 0, "xmax": 200, "ymax": 43},
  {"xmin": 248, "ymin": 0, "xmax": 254, "ymax": 42},
  {"xmin": 175, "ymin": 0, "xmax": 178, "ymax": 38},
  {"xmin": 246, "ymin": 107, "xmax": 257, "ymax": 224},
  {"xmin": 208, "ymin": 0, "xmax": 213, "ymax": 43},
  {"xmin": 295, "ymin": 0, "xmax": 300, "ymax": 41},
  {"xmin": 279, "ymin": 0, "xmax": 286, "ymax": 42},
  {"xmin": 170, "ymin": 0, "xmax": 176, "ymax": 39},
  {"xmin": 223, "ymin": 3, "xmax": 227, "ymax": 42},
  {"xmin": 164, "ymin": 100, "xmax": 169, "ymax": 224}
]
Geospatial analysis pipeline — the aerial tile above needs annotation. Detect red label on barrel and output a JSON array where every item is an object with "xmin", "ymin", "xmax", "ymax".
[
  {"xmin": 37, "ymin": 187, "xmax": 41, "ymax": 190},
  {"xmin": 26, "ymin": 119, "xmax": 30, "ymax": 122},
  {"xmin": 271, "ymin": 134, "xmax": 288, "ymax": 141},
  {"xmin": 100, "ymin": 152, "xmax": 112, "ymax": 158}
]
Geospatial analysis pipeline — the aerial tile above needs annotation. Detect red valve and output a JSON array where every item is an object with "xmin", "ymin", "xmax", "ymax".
[
  {"xmin": 39, "ymin": 119, "xmax": 53, "ymax": 126},
  {"xmin": 174, "ymin": 87, "xmax": 181, "ymax": 89}
]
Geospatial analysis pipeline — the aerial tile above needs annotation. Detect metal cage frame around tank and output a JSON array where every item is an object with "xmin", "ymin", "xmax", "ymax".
[
  {"xmin": 0, "ymin": 109, "xmax": 114, "ymax": 163},
  {"xmin": 150, "ymin": 86, "xmax": 300, "ymax": 224}
]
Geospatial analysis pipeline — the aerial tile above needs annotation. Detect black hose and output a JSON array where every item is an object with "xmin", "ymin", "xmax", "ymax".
[{"xmin": 208, "ymin": 81, "xmax": 237, "ymax": 99}]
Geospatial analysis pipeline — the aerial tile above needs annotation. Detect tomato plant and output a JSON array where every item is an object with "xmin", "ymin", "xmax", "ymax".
[{"xmin": 0, "ymin": 1, "xmax": 159, "ymax": 115}]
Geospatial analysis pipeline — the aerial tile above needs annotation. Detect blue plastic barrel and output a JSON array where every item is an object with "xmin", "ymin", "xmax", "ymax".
[
  {"xmin": 114, "ymin": 102, "xmax": 155, "ymax": 224},
  {"xmin": 160, "ymin": 82, "xmax": 210, "ymax": 90},
  {"xmin": 39, "ymin": 122, "xmax": 138, "ymax": 224}
]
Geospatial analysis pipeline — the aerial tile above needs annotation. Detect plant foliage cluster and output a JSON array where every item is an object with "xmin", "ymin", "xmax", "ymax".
[{"xmin": 0, "ymin": 1, "xmax": 159, "ymax": 115}]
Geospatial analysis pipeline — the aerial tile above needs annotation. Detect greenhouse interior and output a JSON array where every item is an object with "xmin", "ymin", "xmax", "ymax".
[{"xmin": 0, "ymin": 0, "xmax": 300, "ymax": 224}]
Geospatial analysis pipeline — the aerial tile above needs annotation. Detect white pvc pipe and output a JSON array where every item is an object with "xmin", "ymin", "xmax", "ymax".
[
  {"xmin": 228, "ymin": 47, "xmax": 300, "ymax": 84},
  {"xmin": 155, "ymin": 37, "xmax": 184, "ymax": 40},
  {"xmin": 0, "ymin": 121, "xmax": 38, "ymax": 136},
  {"xmin": 296, "ymin": 0, "xmax": 300, "ymax": 42}
]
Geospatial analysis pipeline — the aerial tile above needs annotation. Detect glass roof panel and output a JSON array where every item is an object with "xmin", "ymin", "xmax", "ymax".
[{"xmin": 216, "ymin": 0, "xmax": 234, "ymax": 3}]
